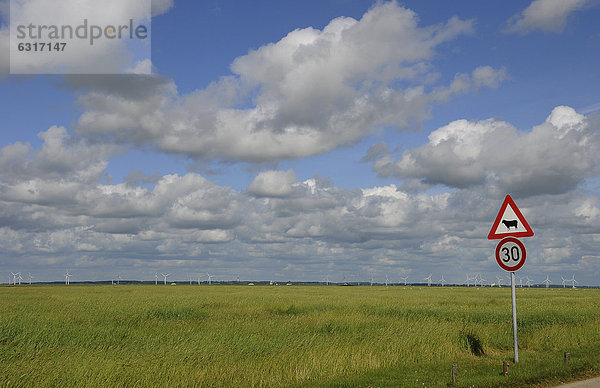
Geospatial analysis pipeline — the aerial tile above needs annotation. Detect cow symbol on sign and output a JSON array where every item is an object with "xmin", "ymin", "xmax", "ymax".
[{"xmin": 488, "ymin": 195, "xmax": 534, "ymax": 239}]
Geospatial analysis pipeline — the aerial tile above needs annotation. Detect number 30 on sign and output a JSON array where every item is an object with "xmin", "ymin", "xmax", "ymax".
[{"xmin": 495, "ymin": 237, "xmax": 526, "ymax": 272}]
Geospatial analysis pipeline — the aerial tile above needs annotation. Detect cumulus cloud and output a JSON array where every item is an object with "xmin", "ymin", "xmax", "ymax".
[
  {"xmin": 60, "ymin": 73, "xmax": 174, "ymax": 101},
  {"xmin": 72, "ymin": 2, "xmax": 506, "ymax": 163},
  {"xmin": 504, "ymin": 0, "xmax": 595, "ymax": 34},
  {"xmin": 247, "ymin": 170, "xmax": 298, "ymax": 198},
  {"xmin": 0, "ymin": 127, "xmax": 246, "ymax": 240},
  {"xmin": 1, "ymin": 125, "xmax": 599, "ymax": 283},
  {"xmin": 0, "ymin": 126, "xmax": 118, "ymax": 185},
  {"xmin": 371, "ymin": 106, "xmax": 600, "ymax": 196},
  {"xmin": 1, "ymin": 126, "xmax": 462, "ymax": 264},
  {"xmin": 431, "ymin": 66, "xmax": 507, "ymax": 102},
  {"xmin": 151, "ymin": 0, "xmax": 174, "ymax": 17}
]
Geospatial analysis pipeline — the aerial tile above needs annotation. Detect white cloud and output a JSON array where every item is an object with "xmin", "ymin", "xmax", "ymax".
[
  {"xmin": 247, "ymin": 170, "xmax": 297, "ymax": 198},
  {"xmin": 126, "ymin": 59, "xmax": 153, "ymax": 74},
  {"xmin": 372, "ymin": 106, "xmax": 600, "ymax": 196},
  {"xmin": 471, "ymin": 66, "xmax": 508, "ymax": 89},
  {"xmin": 573, "ymin": 198, "xmax": 600, "ymax": 227},
  {"xmin": 505, "ymin": 0, "xmax": 594, "ymax": 34},
  {"xmin": 71, "ymin": 2, "xmax": 506, "ymax": 163},
  {"xmin": 1, "ymin": 127, "xmax": 599, "ymax": 283},
  {"xmin": 0, "ymin": 126, "xmax": 118, "ymax": 186},
  {"xmin": 151, "ymin": 0, "xmax": 173, "ymax": 17}
]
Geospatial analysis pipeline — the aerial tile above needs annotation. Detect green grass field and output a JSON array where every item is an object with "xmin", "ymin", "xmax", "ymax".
[{"xmin": 1, "ymin": 285, "xmax": 599, "ymax": 387}]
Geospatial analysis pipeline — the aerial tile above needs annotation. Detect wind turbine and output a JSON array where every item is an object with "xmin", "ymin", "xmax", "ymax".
[
  {"xmin": 495, "ymin": 276, "xmax": 503, "ymax": 288},
  {"xmin": 27, "ymin": 273, "xmax": 33, "ymax": 285},
  {"xmin": 516, "ymin": 274, "xmax": 523, "ymax": 288},
  {"xmin": 155, "ymin": 272, "xmax": 158, "ymax": 285},
  {"xmin": 65, "ymin": 270, "xmax": 72, "ymax": 285},
  {"xmin": 424, "ymin": 274, "xmax": 432, "ymax": 287},
  {"xmin": 385, "ymin": 274, "xmax": 389, "ymax": 287},
  {"xmin": 17, "ymin": 272, "xmax": 23, "ymax": 285},
  {"xmin": 473, "ymin": 274, "xmax": 485, "ymax": 287},
  {"xmin": 207, "ymin": 273, "xmax": 213, "ymax": 285},
  {"xmin": 438, "ymin": 275, "xmax": 446, "ymax": 287},
  {"xmin": 525, "ymin": 276, "xmax": 533, "ymax": 288},
  {"xmin": 568, "ymin": 274, "xmax": 578, "ymax": 289},
  {"xmin": 477, "ymin": 274, "xmax": 487, "ymax": 287},
  {"xmin": 543, "ymin": 275, "xmax": 551, "ymax": 288},
  {"xmin": 400, "ymin": 276, "xmax": 408, "ymax": 286},
  {"xmin": 561, "ymin": 276, "xmax": 567, "ymax": 288},
  {"xmin": 464, "ymin": 273, "xmax": 474, "ymax": 287},
  {"xmin": 161, "ymin": 273, "xmax": 170, "ymax": 285},
  {"xmin": 10, "ymin": 272, "xmax": 18, "ymax": 285}
]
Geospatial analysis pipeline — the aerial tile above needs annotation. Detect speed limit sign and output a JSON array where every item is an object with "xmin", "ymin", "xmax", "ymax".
[{"xmin": 495, "ymin": 237, "xmax": 526, "ymax": 272}]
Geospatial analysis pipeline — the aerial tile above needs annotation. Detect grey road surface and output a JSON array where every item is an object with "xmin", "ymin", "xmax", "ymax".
[{"xmin": 556, "ymin": 376, "xmax": 600, "ymax": 387}]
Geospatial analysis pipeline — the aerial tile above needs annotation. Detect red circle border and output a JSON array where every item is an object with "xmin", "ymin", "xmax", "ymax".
[{"xmin": 495, "ymin": 237, "xmax": 526, "ymax": 272}]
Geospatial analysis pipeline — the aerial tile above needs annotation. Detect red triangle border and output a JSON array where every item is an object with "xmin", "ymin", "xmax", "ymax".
[{"xmin": 488, "ymin": 195, "xmax": 534, "ymax": 239}]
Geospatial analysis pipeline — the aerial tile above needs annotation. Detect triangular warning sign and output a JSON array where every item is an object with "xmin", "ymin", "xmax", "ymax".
[{"xmin": 488, "ymin": 195, "xmax": 534, "ymax": 239}]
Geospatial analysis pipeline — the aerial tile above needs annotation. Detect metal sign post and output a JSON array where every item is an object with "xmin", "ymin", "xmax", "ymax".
[
  {"xmin": 510, "ymin": 272, "xmax": 518, "ymax": 363},
  {"xmin": 496, "ymin": 237, "xmax": 526, "ymax": 363},
  {"xmin": 489, "ymin": 195, "xmax": 534, "ymax": 364}
]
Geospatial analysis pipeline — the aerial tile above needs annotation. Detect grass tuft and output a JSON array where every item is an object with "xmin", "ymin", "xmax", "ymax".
[{"xmin": 463, "ymin": 330, "xmax": 485, "ymax": 356}]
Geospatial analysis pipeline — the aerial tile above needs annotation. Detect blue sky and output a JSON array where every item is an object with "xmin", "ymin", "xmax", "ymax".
[{"xmin": 1, "ymin": 0, "xmax": 600, "ymax": 285}]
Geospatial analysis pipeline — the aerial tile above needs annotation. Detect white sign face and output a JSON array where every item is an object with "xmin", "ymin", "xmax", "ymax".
[
  {"xmin": 495, "ymin": 205, "xmax": 527, "ymax": 234},
  {"xmin": 495, "ymin": 237, "xmax": 526, "ymax": 272},
  {"xmin": 488, "ymin": 195, "xmax": 534, "ymax": 239}
]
